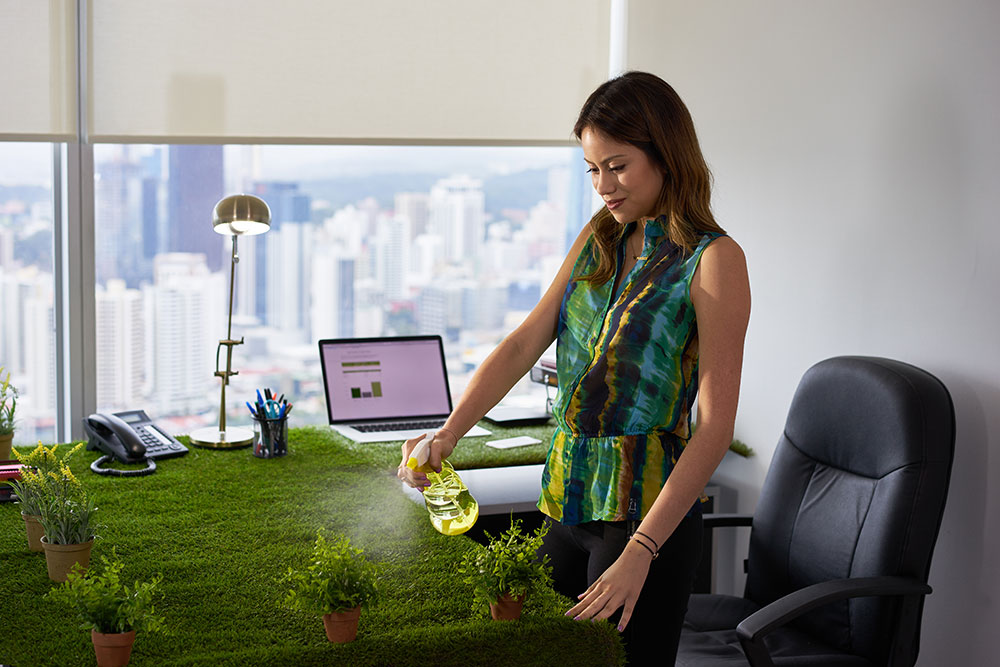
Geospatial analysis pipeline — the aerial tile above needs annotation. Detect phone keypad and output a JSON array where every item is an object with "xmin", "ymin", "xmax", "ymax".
[{"xmin": 137, "ymin": 425, "xmax": 187, "ymax": 458}]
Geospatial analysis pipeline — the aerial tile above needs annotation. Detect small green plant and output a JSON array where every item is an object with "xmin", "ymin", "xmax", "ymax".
[
  {"xmin": 9, "ymin": 443, "xmax": 86, "ymax": 516},
  {"xmin": 38, "ymin": 491, "xmax": 99, "ymax": 544},
  {"xmin": 281, "ymin": 531, "xmax": 379, "ymax": 615},
  {"xmin": 458, "ymin": 518, "xmax": 552, "ymax": 613},
  {"xmin": 47, "ymin": 553, "xmax": 164, "ymax": 634},
  {"xmin": 0, "ymin": 367, "xmax": 17, "ymax": 436},
  {"xmin": 728, "ymin": 439, "xmax": 755, "ymax": 458}
]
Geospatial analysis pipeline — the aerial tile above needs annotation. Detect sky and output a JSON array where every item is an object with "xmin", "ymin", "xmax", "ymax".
[{"xmin": 0, "ymin": 143, "xmax": 579, "ymax": 187}]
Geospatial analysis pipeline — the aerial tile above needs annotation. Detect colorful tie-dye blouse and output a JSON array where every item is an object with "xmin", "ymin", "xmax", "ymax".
[{"xmin": 537, "ymin": 217, "xmax": 722, "ymax": 525}]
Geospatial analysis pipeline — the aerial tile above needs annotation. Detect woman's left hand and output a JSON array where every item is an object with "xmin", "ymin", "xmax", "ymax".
[{"xmin": 566, "ymin": 542, "xmax": 653, "ymax": 631}]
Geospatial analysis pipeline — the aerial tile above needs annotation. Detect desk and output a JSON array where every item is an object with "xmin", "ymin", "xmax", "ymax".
[
  {"xmin": 401, "ymin": 463, "xmax": 545, "ymax": 515},
  {"xmin": 2, "ymin": 426, "xmax": 622, "ymax": 667}
]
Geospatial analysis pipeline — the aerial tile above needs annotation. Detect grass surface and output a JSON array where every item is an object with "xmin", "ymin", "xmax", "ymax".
[{"xmin": 1, "ymin": 424, "xmax": 624, "ymax": 666}]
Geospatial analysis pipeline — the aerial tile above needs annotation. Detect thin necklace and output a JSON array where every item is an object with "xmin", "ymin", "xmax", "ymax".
[{"xmin": 629, "ymin": 231, "xmax": 647, "ymax": 261}]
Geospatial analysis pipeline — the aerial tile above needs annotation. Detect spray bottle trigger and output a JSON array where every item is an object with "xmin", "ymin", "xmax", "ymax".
[{"xmin": 406, "ymin": 432, "xmax": 435, "ymax": 472}]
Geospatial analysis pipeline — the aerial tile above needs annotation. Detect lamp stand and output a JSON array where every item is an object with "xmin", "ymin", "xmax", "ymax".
[{"xmin": 189, "ymin": 235, "xmax": 253, "ymax": 449}]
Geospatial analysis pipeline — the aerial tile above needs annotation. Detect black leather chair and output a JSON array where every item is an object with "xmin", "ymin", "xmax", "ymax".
[{"xmin": 678, "ymin": 356, "xmax": 955, "ymax": 667}]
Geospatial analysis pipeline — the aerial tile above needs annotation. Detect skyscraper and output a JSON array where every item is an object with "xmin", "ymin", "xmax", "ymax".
[
  {"xmin": 250, "ymin": 181, "xmax": 313, "ymax": 326},
  {"xmin": 394, "ymin": 192, "xmax": 430, "ymax": 237},
  {"xmin": 151, "ymin": 253, "xmax": 224, "ymax": 416},
  {"xmin": 310, "ymin": 244, "xmax": 355, "ymax": 341},
  {"xmin": 95, "ymin": 152, "xmax": 143, "ymax": 285},
  {"xmin": 96, "ymin": 279, "xmax": 146, "ymax": 410},
  {"xmin": 376, "ymin": 214, "xmax": 410, "ymax": 302},
  {"xmin": 167, "ymin": 146, "xmax": 225, "ymax": 272},
  {"xmin": 429, "ymin": 175, "xmax": 485, "ymax": 266}
]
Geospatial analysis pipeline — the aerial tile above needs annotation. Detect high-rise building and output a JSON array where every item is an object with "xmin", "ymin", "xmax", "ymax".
[
  {"xmin": 394, "ymin": 192, "xmax": 430, "ymax": 237},
  {"xmin": 249, "ymin": 181, "xmax": 313, "ymax": 326},
  {"xmin": 429, "ymin": 175, "xmax": 485, "ymax": 266},
  {"xmin": 376, "ymin": 215, "xmax": 410, "ymax": 302},
  {"xmin": 167, "ymin": 146, "xmax": 225, "ymax": 272},
  {"xmin": 22, "ymin": 272, "xmax": 56, "ymax": 416},
  {"xmin": 151, "ymin": 253, "xmax": 224, "ymax": 416},
  {"xmin": 95, "ymin": 152, "xmax": 143, "ymax": 285},
  {"xmin": 310, "ymin": 244, "xmax": 354, "ymax": 341},
  {"xmin": 270, "ymin": 222, "xmax": 314, "ymax": 336},
  {"xmin": 96, "ymin": 279, "xmax": 146, "ymax": 410},
  {"xmin": 252, "ymin": 181, "xmax": 311, "ymax": 232}
]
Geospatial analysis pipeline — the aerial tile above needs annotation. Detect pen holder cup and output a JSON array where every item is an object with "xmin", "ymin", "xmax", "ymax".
[{"xmin": 252, "ymin": 415, "xmax": 288, "ymax": 459}]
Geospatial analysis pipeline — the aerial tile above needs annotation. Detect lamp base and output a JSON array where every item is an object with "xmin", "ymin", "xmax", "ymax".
[{"xmin": 188, "ymin": 426, "xmax": 254, "ymax": 449}]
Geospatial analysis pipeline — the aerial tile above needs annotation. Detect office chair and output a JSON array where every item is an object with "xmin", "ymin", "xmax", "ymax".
[{"xmin": 677, "ymin": 356, "xmax": 955, "ymax": 667}]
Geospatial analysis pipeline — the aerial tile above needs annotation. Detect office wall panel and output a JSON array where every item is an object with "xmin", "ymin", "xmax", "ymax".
[{"xmin": 626, "ymin": 1, "xmax": 1000, "ymax": 664}]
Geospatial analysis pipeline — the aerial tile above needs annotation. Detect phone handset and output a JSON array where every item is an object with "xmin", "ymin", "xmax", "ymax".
[{"xmin": 83, "ymin": 413, "xmax": 157, "ymax": 477}]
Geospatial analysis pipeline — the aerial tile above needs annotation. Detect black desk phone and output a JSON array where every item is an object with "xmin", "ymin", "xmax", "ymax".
[{"xmin": 83, "ymin": 410, "xmax": 188, "ymax": 476}]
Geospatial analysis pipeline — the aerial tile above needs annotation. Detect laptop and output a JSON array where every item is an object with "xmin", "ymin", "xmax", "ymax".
[{"xmin": 318, "ymin": 335, "xmax": 491, "ymax": 443}]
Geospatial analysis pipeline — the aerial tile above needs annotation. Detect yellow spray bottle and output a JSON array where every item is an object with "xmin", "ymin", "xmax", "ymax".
[{"xmin": 407, "ymin": 432, "xmax": 479, "ymax": 536}]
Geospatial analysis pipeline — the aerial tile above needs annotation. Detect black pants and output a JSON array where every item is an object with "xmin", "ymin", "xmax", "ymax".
[{"xmin": 538, "ymin": 514, "xmax": 703, "ymax": 666}]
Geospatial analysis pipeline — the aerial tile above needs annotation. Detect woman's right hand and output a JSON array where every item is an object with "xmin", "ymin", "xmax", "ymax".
[{"xmin": 397, "ymin": 429, "xmax": 459, "ymax": 489}]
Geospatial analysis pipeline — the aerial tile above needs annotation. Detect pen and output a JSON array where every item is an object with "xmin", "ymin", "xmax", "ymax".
[{"xmin": 246, "ymin": 401, "xmax": 258, "ymax": 417}]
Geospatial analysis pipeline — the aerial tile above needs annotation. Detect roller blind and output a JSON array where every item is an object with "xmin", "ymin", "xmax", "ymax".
[
  {"xmin": 89, "ymin": 0, "xmax": 611, "ymax": 144},
  {"xmin": 0, "ymin": 0, "xmax": 76, "ymax": 141}
]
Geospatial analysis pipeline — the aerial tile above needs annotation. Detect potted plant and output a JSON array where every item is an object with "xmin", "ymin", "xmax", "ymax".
[
  {"xmin": 0, "ymin": 367, "xmax": 17, "ymax": 460},
  {"xmin": 37, "ymin": 461, "xmax": 99, "ymax": 582},
  {"xmin": 458, "ymin": 518, "xmax": 552, "ymax": 620},
  {"xmin": 280, "ymin": 530, "xmax": 379, "ymax": 643},
  {"xmin": 8, "ymin": 442, "xmax": 85, "ymax": 552},
  {"xmin": 47, "ymin": 553, "xmax": 163, "ymax": 667}
]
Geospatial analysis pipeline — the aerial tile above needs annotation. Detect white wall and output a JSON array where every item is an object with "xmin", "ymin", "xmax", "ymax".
[{"xmin": 627, "ymin": 1, "xmax": 1000, "ymax": 664}]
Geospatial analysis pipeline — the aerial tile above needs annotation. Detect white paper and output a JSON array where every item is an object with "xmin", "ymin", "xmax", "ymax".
[{"xmin": 486, "ymin": 435, "xmax": 542, "ymax": 449}]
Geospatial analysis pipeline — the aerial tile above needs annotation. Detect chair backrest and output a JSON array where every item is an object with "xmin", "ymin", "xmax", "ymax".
[{"xmin": 745, "ymin": 356, "xmax": 954, "ymax": 664}]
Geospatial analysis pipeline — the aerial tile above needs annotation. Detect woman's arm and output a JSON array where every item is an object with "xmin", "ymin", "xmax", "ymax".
[
  {"xmin": 567, "ymin": 235, "xmax": 751, "ymax": 629},
  {"xmin": 398, "ymin": 224, "xmax": 593, "ymax": 486}
]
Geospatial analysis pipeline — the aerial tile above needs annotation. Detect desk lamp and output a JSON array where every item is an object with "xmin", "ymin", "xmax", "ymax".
[{"xmin": 189, "ymin": 194, "xmax": 271, "ymax": 449}]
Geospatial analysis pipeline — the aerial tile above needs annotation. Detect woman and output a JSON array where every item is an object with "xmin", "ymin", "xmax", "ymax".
[{"xmin": 398, "ymin": 71, "xmax": 750, "ymax": 665}]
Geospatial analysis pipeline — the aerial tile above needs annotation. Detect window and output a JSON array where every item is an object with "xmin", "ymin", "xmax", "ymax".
[
  {"xmin": 0, "ymin": 142, "xmax": 57, "ymax": 446},
  {"xmin": 92, "ymin": 144, "xmax": 591, "ymax": 435}
]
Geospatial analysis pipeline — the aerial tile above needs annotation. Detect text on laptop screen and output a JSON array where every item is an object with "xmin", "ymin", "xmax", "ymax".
[{"xmin": 321, "ymin": 339, "xmax": 451, "ymax": 422}]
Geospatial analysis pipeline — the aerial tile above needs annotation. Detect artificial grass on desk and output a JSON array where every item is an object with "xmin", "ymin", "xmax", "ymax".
[{"xmin": 1, "ymin": 426, "xmax": 624, "ymax": 667}]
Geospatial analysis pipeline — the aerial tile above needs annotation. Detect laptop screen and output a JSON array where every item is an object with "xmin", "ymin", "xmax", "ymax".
[{"xmin": 319, "ymin": 336, "xmax": 453, "ymax": 424}]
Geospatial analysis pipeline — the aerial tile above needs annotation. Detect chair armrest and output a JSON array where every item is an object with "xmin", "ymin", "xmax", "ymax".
[
  {"xmin": 734, "ymin": 576, "xmax": 932, "ymax": 666},
  {"xmin": 702, "ymin": 513, "xmax": 753, "ymax": 530}
]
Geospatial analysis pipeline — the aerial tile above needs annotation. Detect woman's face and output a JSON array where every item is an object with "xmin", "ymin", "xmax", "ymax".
[{"xmin": 581, "ymin": 127, "xmax": 665, "ymax": 224}]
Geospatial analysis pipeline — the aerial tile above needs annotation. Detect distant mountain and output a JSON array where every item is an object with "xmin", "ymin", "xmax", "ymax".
[
  {"xmin": 297, "ymin": 168, "xmax": 550, "ymax": 218},
  {"xmin": 0, "ymin": 184, "xmax": 51, "ymax": 203}
]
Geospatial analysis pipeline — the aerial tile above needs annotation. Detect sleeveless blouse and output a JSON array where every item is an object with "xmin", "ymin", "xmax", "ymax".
[{"xmin": 537, "ymin": 217, "xmax": 722, "ymax": 525}]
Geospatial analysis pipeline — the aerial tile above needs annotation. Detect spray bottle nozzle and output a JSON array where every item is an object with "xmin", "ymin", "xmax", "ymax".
[{"xmin": 406, "ymin": 432, "xmax": 435, "ymax": 472}]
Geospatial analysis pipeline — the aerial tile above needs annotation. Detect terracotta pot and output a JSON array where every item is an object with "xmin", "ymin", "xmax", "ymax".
[
  {"xmin": 22, "ymin": 512, "xmax": 45, "ymax": 552},
  {"xmin": 489, "ymin": 592, "xmax": 526, "ymax": 620},
  {"xmin": 322, "ymin": 606, "xmax": 361, "ymax": 643},
  {"xmin": 41, "ymin": 537, "xmax": 94, "ymax": 582},
  {"xmin": 91, "ymin": 629, "xmax": 136, "ymax": 667},
  {"xmin": 0, "ymin": 432, "xmax": 12, "ymax": 461}
]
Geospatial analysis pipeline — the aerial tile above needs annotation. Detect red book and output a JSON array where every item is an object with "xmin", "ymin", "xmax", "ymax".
[{"xmin": 0, "ymin": 462, "xmax": 23, "ymax": 481}]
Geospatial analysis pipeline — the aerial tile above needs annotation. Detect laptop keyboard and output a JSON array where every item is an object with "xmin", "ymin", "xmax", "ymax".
[{"xmin": 355, "ymin": 420, "xmax": 445, "ymax": 433}]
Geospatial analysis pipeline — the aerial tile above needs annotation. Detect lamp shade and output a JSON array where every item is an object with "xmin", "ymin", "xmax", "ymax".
[{"xmin": 213, "ymin": 194, "xmax": 271, "ymax": 236}]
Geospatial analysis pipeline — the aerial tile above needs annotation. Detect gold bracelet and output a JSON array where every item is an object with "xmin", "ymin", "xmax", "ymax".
[{"xmin": 438, "ymin": 428, "xmax": 460, "ymax": 445}]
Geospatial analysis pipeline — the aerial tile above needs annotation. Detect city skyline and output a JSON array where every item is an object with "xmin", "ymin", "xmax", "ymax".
[{"xmin": 0, "ymin": 143, "xmax": 592, "ymax": 445}]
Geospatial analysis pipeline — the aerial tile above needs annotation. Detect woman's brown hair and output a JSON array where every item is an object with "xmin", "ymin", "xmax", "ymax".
[{"xmin": 574, "ymin": 71, "xmax": 725, "ymax": 284}]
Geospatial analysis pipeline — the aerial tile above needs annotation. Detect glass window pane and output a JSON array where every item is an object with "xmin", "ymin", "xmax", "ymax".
[
  {"xmin": 0, "ymin": 142, "xmax": 57, "ymax": 446},
  {"xmin": 93, "ymin": 145, "xmax": 591, "ymax": 437}
]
